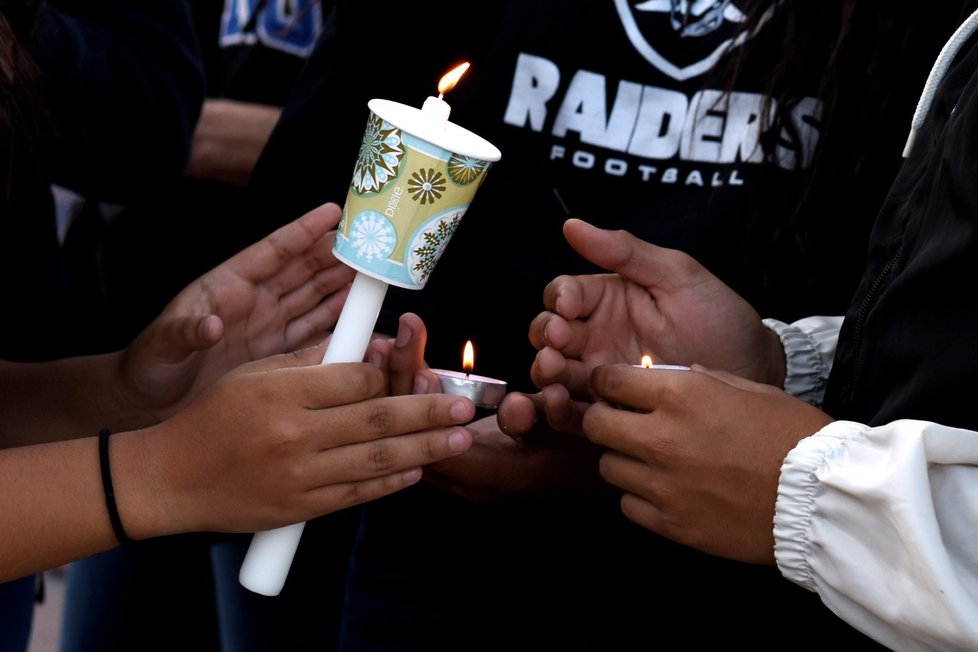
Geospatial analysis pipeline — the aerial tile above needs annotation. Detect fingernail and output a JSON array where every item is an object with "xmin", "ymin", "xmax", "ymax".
[
  {"xmin": 414, "ymin": 375, "xmax": 429, "ymax": 395},
  {"xmin": 366, "ymin": 350, "xmax": 383, "ymax": 368},
  {"xmin": 448, "ymin": 429, "xmax": 469, "ymax": 452},
  {"xmin": 395, "ymin": 322, "xmax": 413, "ymax": 348},
  {"xmin": 401, "ymin": 468, "xmax": 422, "ymax": 484},
  {"xmin": 450, "ymin": 400, "xmax": 470, "ymax": 421}
]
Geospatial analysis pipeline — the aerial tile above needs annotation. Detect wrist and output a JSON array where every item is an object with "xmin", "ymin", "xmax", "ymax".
[
  {"xmin": 108, "ymin": 425, "xmax": 187, "ymax": 541},
  {"xmin": 761, "ymin": 318, "xmax": 831, "ymax": 406},
  {"xmin": 765, "ymin": 325, "xmax": 788, "ymax": 388},
  {"xmin": 104, "ymin": 351, "xmax": 157, "ymax": 433}
]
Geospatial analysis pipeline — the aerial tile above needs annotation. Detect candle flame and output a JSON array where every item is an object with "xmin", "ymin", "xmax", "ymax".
[
  {"xmin": 463, "ymin": 340, "xmax": 475, "ymax": 372},
  {"xmin": 640, "ymin": 355, "xmax": 654, "ymax": 368},
  {"xmin": 438, "ymin": 62, "xmax": 471, "ymax": 97}
]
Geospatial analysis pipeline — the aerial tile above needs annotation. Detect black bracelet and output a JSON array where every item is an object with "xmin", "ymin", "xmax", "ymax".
[{"xmin": 98, "ymin": 428, "xmax": 133, "ymax": 546}]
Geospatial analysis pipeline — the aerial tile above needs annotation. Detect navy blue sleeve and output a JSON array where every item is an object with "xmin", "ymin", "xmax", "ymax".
[{"xmin": 28, "ymin": 0, "xmax": 205, "ymax": 201}]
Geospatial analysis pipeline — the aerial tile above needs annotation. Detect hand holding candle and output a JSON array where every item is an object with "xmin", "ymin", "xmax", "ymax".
[
  {"xmin": 239, "ymin": 62, "xmax": 501, "ymax": 597},
  {"xmin": 431, "ymin": 340, "xmax": 507, "ymax": 409}
]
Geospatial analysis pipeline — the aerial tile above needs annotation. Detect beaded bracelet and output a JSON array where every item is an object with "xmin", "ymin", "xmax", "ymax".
[{"xmin": 98, "ymin": 428, "xmax": 133, "ymax": 546}]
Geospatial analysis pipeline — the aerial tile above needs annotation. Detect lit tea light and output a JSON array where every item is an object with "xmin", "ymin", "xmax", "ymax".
[
  {"xmin": 431, "ymin": 340, "xmax": 507, "ymax": 409},
  {"xmin": 635, "ymin": 354, "xmax": 690, "ymax": 371}
]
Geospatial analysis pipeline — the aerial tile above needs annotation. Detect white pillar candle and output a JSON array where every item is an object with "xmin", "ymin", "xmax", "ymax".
[{"xmin": 239, "ymin": 272, "xmax": 388, "ymax": 597}]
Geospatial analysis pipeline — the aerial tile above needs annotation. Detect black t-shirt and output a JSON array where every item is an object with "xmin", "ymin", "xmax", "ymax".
[
  {"xmin": 252, "ymin": 1, "xmax": 951, "ymax": 389},
  {"xmin": 245, "ymin": 2, "xmax": 960, "ymax": 649},
  {"xmin": 97, "ymin": 0, "xmax": 334, "ymax": 348},
  {"xmin": 0, "ymin": 0, "xmax": 203, "ymax": 360}
]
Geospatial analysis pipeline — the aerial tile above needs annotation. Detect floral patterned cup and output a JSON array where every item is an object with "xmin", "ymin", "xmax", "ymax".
[{"xmin": 334, "ymin": 98, "xmax": 502, "ymax": 290}]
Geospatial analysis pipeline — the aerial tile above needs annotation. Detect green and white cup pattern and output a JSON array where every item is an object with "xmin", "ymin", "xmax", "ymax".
[{"xmin": 335, "ymin": 111, "xmax": 494, "ymax": 290}]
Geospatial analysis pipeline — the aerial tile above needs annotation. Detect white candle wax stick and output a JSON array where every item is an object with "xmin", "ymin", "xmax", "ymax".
[
  {"xmin": 420, "ymin": 95, "xmax": 451, "ymax": 125},
  {"xmin": 320, "ymin": 272, "xmax": 390, "ymax": 364},
  {"xmin": 237, "ymin": 522, "xmax": 305, "ymax": 596},
  {"xmin": 239, "ymin": 271, "xmax": 389, "ymax": 596}
]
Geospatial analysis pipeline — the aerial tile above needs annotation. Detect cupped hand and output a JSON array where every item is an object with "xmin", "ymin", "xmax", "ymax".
[
  {"xmin": 372, "ymin": 314, "xmax": 606, "ymax": 502},
  {"xmin": 422, "ymin": 411, "xmax": 607, "ymax": 502},
  {"xmin": 119, "ymin": 345, "xmax": 476, "ymax": 538},
  {"xmin": 583, "ymin": 363, "xmax": 832, "ymax": 565},
  {"xmin": 496, "ymin": 384, "xmax": 588, "ymax": 438},
  {"xmin": 529, "ymin": 219, "xmax": 784, "ymax": 403},
  {"xmin": 421, "ymin": 387, "xmax": 608, "ymax": 502},
  {"xmin": 117, "ymin": 202, "xmax": 355, "ymax": 426}
]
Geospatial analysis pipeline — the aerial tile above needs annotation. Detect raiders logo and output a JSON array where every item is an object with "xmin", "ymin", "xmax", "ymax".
[{"xmin": 614, "ymin": 0, "xmax": 780, "ymax": 81}]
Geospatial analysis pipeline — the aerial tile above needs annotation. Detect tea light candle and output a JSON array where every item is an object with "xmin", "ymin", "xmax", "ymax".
[
  {"xmin": 634, "ymin": 354, "xmax": 690, "ymax": 371},
  {"xmin": 431, "ymin": 340, "xmax": 507, "ymax": 409}
]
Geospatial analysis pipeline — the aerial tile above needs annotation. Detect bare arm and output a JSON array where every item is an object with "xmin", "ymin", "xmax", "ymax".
[
  {"xmin": 184, "ymin": 98, "xmax": 282, "ymax": 186},
  {"xmin": 0, "ymin": 202, "xmax": 354, "ymax": 448},
  {"xmin": 0, "ymin": 351, "xmax": 476, "ymax": 583}
]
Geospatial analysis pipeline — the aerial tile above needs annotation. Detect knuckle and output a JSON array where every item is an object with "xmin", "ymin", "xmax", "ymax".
[
  {"xmin": 368, "ymin": 405, "xmax": 392, "ymax": 432},
  {"xmin": 341, "ymin": 481, "xmax": 366, "ymax": 507},
  {"xmin": 419, "ymin": 433, "xmax": 438, "ymax": 461},
  {"xmin": 351, "ymin": 366, "xmax": 379, "ymax": 397},
  {"xmin": 367, "ymin": 442, "xmax": 396, "ymax": 472},
  {"xmin": 427, "ymin": 399, "xmax": 443, "ymax": 425}
]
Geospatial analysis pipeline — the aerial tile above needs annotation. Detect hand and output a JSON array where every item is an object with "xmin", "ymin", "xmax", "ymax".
[
  {"xmin": 583, "ymin": 363, "xmax": 832, "ymax": 564},
  {"xmin": 421, "ymin": 411, "xmax": 606, "ymax": 502},
  {"xmin": 384, "ymin": 319, "xmax": 606, "ymax": 502},
  {"xmin": 115, "ymin": 202, "xmax": 355, "ymax": 427},
  {"xmin": 529, "ymin": 219, "xmax": 785, "ymax": 404},
  {"xmin": 117, "ymin": 345, "xmax": 477, "ymax": 537},
  {"xmin": 364, "ymin": 312, "xmax": 430, "ymax": 398},
  {"xmin": 496, "ymin": 383, "xmax": 590, "ymax": 439}
]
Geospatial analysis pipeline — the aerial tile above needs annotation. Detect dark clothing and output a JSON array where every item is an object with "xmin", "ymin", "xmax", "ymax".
[
  {"xmin": 0, "ymin": 1, "xmax": 203, "ymax": 649},
  {"xmin": 827, "ymin": 4, "xmax": 978, "ymax": 433},
  {"xmin": 29, "ymin": 0, "xmax": 202, "ymax": 203},
  {"xmin": 97, "ymin": 0, "xmax": 332, "ymax": 351},
  {"xmin": 0, "ymin": 0, "xmax": 203, "ymax": 361},
  {"xmin": 60, "ymin": 3, "xmax": 343, "ymax": 652},
  {"xmin": 246, "ymin": 1, "xmax": 959, "ymax": 649}
]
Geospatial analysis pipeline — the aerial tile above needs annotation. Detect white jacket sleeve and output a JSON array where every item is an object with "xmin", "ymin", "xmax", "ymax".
[{"xmin": 774, "ymin": 419, "xmax": 978, "ymax": 651}]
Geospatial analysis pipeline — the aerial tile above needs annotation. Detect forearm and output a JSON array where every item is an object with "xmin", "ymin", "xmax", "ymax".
[
  {"xmin": 0, "ymin": 353, "xmax": 134, "ymax": 448},
  {"xmin": 1, "ymin": 436, "xmax": 122, "ymax": 581},
  {"xmin": 184, "ymin": 99, "xmax": 282, "ymax": 187},
  {"xmin": 0, "ymin": 425, "xmax": 178, "ymax": 582},
  {"xmin": 774, "ymin": 419, "xmax": 978, "ymax": 651}
]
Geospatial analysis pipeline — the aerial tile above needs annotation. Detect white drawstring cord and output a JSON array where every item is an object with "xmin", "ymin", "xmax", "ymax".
[{"xmin": 904, "ymin": 8, "xmax": 978, "ymax": 157}]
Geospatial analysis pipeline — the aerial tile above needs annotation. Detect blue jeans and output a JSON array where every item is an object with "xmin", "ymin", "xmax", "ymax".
[{"xmin": 0, "ymin": 575, "xmax": 35, "ymax": 652}]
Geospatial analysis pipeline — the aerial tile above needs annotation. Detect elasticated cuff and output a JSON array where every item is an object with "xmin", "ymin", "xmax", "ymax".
[
  {"xmin": 762, "ymin": 318, "xmax": 831, "ymax": 407},
  {"xmin": 773, "ymin": 421, "xmax": 869, "ymax": 591}
]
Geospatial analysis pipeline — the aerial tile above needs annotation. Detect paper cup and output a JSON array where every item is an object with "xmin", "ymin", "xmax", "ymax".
[{"xmin": 334, "ymin": 99, "xmax": 502, "ymax": 290}]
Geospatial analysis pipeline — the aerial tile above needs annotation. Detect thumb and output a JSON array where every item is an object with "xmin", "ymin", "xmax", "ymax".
[
  {"xmin": 690, "ymin": 364, "xmax": 783, "ymax": 395},
  {"xmin": 562, "ymin": 218, "xmax": 706, "ymax": 292},
  {"xmin": 241, "ymin": 342, "xmax": 331, "ymax": 373},
  {"xmin": 139, "ymin": 314, "xmax": 226, "ymax": 366}
]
